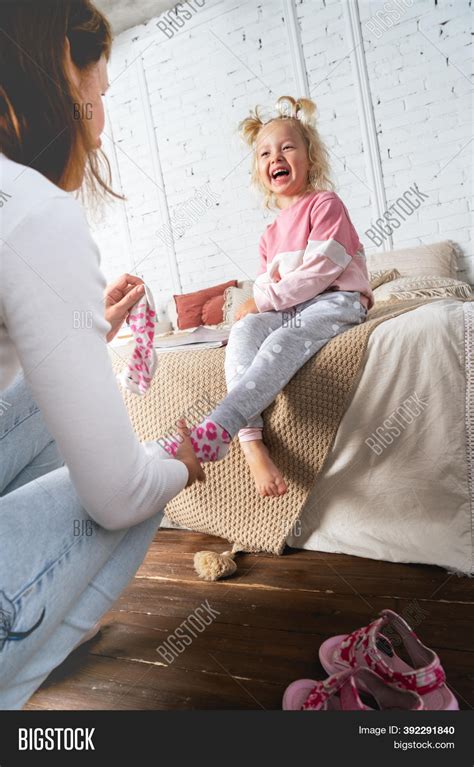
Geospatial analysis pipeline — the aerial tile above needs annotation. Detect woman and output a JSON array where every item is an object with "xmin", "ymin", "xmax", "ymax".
[{"xmin": 0, "ymin": 0, "xmax": 204, "ymax": 709}]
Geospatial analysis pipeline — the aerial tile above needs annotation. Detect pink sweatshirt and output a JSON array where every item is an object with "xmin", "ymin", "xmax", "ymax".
[{"xmin": 254, "ymin": 191, "xmax": 374, "ymax": 313}]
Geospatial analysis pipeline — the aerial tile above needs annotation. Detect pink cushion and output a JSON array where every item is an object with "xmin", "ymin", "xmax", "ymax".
[
  {"xmin": 202, "ymin": 294, "xmax": 225, "ymax": 325},
  {"xmin": 174, "ymin": 280, "xmax": 237, "ymax": 330}
]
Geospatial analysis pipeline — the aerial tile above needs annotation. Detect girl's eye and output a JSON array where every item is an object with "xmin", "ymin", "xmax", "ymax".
[
  {"xmin": 261, "ymin": 151, "xmax": 270, "ymax": 157},
  {"xmin": 283, "ymin": 145, "xmax": 293, "ymax": 150}
]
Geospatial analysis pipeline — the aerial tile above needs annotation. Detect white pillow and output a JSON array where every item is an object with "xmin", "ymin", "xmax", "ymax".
[
  {"xmin": 373, "ymin": 275, "xmax": 472, "ymax": 302},
  {"xmin": 366, "ymin": 240, "xmax": 459, "ymax": 280},
  {"xmin": 223, "ymin": 284, "xmax": 254, "ymax": 325},
  {"xmin": 166, "ymin": 298, "xmax": 179, "ymax": 331},
  {"xmin": 369, "ymin": 268, "xmax": 400, "ymax": 289},
  {"xmin": 237, "ymin": 279, "xmax": 255, "ymax": 291}
]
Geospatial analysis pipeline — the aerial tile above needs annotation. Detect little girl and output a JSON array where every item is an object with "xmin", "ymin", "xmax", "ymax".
[{"xmin": 164, "ymin": 96, "xmax": 374, "ymax": 497}]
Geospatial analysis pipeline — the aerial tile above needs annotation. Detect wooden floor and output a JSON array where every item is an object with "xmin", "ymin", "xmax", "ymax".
[{"xmin": 26, "ymin": 530, "xmax": 474, "ymax": 710}]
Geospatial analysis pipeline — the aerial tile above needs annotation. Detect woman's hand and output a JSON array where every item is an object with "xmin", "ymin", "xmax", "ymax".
[
  {"xmin": 235, "ymin": 297, "xmax": 259, "ymax": 321},
  {"xmin": 175, "ymin": 420, "xmax": 206, "ymax": 488},
  {"xmin": 104, "ymin": 273, "xmax": 145, "ymax": 343}
]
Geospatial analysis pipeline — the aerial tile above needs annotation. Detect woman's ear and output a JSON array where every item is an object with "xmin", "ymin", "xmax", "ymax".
[{"xmin": 63, "ymin": 37, "xmax": 81, "ymax": 90}]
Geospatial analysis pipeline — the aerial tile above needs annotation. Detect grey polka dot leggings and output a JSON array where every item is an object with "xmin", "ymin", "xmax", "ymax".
[{"xmin": 211, "ymin": 290, "xmax": 368, "ymax": 439}]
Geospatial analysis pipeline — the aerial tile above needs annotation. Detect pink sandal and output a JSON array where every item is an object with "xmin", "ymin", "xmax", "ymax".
[
  {"xmin": 318, "ymin": 609, "xmax": 458, "ymax": 710},
  {"xmin": 283, "ymin": 667, "xmax": 424, "ymax": 710}
]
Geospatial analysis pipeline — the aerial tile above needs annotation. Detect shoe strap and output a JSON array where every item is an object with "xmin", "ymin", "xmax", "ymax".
[
  {"xmin": 338, "ymin": 675, "xmax": 369, "ymax": 711},
  {"xmin": 302, "ymin": 669, "xmax": 366, "ymax": 711},
  {"xmin": 336, "ymin": 609, "xmax": 445, "ymax": 695}
]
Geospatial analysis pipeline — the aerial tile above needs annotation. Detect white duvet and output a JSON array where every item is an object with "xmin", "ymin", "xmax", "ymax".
[{"xmin": 287, "ymin": 299, "xmax": 473, "ymax": 575}]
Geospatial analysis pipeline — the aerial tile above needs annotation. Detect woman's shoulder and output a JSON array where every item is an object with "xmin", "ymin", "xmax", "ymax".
[
  {"xmin": 0, "ymin": 154, "xmax": 75, "ymax": 238},
  {"xmin": 0, "ymin": 154, "xmax": 70, "ymax": 198},
  {"xmin": 0, "ymin": 155, "xmax": 99, "ymax": 281}
]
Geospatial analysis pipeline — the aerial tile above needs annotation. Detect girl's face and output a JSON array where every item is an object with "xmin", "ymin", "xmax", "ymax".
[{"xmin": 256, "ymin": 120, "xmax": 310, "ymax": 201}]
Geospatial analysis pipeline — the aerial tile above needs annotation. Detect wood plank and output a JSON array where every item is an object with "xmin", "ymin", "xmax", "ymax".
[
  {"xmin": 25, "ymin": 622, "xmax": 473, "ymax": 711},
  {"xmin": 147, "ymin": 531, "xmax": 474, "ymax": 602},
  {"xmin": 138, "ymin": 551, "xmax": 474, "ymax": 603},
  {"xmin": 113, "ymin": 578, "xmax": 474, "ymax": 653},
  {"xmin": 25, "ymin": 529, "xmax": 474, "ymax": 711},
  {"xmin": 25, "ymin": 654, "xmax": 281, "ymax": 710},
  {"xmin": 81, "ymin": 611, "xmax": 333, "ymax": 684},
  {"xmin": 86, "ymin": 611, "xmax": 474, "ymax": 708}
]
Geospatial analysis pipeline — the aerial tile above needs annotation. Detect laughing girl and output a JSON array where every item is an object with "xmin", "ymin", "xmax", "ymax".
[{"xmin": 164, "ymin": 96, "xmax": 373, "ymax": 497}]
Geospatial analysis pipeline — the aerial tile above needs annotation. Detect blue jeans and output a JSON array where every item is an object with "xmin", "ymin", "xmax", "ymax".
[{"xmin": 0, "ymin": 374, "xmax": 164, "ymax": 709}]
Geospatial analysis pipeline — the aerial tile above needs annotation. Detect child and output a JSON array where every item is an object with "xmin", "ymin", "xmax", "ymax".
[{"xmin": 163, "ymin": 96, "xmax": 374, "ymax": 497}]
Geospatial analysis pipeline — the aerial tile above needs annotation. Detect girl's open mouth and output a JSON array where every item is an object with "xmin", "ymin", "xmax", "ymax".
[{"xmin": 270, "ymin": 167, "xmax": 290, "ymax": 185}]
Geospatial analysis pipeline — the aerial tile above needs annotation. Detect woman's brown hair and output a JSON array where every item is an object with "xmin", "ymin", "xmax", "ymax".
[{"xmin": 0, "ymin": 0, "xmax": 118, "ymax": 198}]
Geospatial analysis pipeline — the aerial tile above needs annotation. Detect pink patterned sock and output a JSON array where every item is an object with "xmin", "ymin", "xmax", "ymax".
[
  {"xmin": 117, "ymin": 285, "xmax": 158, "ymax": 396},
  {"xmin": 162, "ymin": 418, "xmax": 232, "ymax": 462}
]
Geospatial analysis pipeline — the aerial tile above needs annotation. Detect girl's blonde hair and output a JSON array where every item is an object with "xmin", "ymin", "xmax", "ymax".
[{"xmin": 239, "ymin": 95, "xmax": 335, "ymax": 208}]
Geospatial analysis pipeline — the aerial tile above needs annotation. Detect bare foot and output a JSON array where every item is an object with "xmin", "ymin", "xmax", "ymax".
[{"xmin": 241, "ymin": 440, "xmax": 287, "ymax": 497}]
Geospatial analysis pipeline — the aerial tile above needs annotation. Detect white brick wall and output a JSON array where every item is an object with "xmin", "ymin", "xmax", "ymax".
[
  {"xmin": 89, "ymin": 0, "xmax": 473, "ymax": 314},
  {"xmin": 296, "ymin": 0, "xmax": 373, "ymax": 244},
  {"xmin": 359, "ymin": 0, "xmax": 472, "ymax": 279}
]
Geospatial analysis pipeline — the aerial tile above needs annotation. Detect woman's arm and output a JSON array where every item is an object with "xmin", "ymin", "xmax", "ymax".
[{"xmin": 2, "ymin": 195, "xmax": 189, "ymax": 530}]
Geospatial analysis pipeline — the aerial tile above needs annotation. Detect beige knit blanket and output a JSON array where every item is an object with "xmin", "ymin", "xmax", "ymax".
[{"xmin": 111, "ymin": 297, "xmax": 451, "ymax": 554}]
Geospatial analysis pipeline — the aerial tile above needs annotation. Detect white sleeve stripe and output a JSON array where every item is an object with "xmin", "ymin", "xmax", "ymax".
[
  {"xmin": 305, "ymin": 239, "xmax": 352, "ymax": 268},
  {"xmin": 272, "ymin": 249, "xmax": 305, "ymax": 261}
]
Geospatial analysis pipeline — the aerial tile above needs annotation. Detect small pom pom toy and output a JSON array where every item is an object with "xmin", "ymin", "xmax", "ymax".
[{"xmin": 194, "ymin": 550, "xmax": 238, "ymax": 581}]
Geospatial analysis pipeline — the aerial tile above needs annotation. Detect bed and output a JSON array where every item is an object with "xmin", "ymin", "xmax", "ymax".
[
  {"xmin": 286, "ymin": 296, "xmax": 473, "ymax": 575},
  {"xmin": 112, "ymin": 240, "xmax": 473, "ymax": 575}
]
